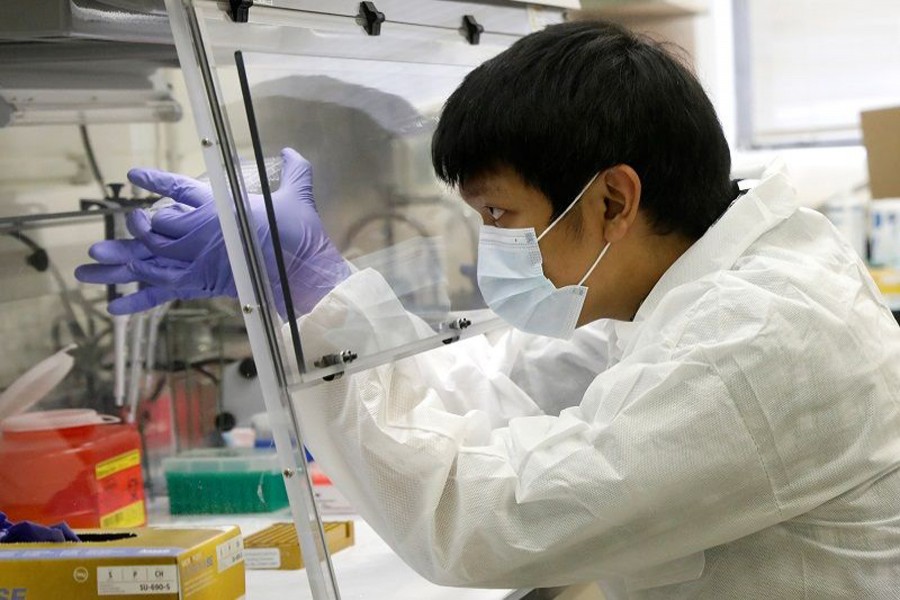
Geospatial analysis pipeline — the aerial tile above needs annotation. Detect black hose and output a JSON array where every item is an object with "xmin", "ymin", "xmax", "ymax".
[{"xmin": 4, "ymin": 231, "xmax": 87, "ymax": 343}]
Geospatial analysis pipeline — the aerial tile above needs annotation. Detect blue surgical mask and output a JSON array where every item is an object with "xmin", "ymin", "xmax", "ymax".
[{"xmin": 476, "ymin": 173, "xmax": 610, "ymax": 339}]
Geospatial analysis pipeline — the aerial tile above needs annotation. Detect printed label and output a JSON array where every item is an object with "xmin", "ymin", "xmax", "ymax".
[
  {"xmin": 96, "ymin": 450, "xmax": 141, "ymax": 479},
  {"xmin": 97, "ymin": 565, "xmax": 178, "ymax": 596},
  {"xmin": 243, "ymin": 548, "xmax": 281, "ymax": 570},
  {"xmin": 96, "ymin": 450, "xmax": 145, "ymax": 528},
  {"xmin": 99, "ymin": 500, "xmax": 145, "ymax": 529},
  {"xmin": 216, "ymin": 537, "xmax": 244, "ymax": 573}
]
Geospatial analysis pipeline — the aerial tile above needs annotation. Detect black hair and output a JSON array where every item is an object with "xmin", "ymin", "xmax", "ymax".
[{"xmin": 431, "ymin": 20, "xmax": 733, "ymax": 240}]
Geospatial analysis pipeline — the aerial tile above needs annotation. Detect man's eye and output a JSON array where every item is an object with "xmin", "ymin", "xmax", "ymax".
[{"xmin": 487, "ymin": 207, "xmax": 506, "ymax": 220}]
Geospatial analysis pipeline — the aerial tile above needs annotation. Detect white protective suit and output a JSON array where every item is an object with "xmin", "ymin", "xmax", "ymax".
[{"xmin": 290, "ymin": 164, "xmax": 900, "ymax": 598}]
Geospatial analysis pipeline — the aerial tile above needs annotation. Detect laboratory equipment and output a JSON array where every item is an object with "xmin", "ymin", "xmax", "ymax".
[
  {"xmin": 0, "ymin": 409, "xmax": 146, "ymax": 528},
  {"xmin": 162, "ymin": 448, "xmax": 288, "ymax": 514},
  {"xmin": 159, "ymin": 2, "xmax": 570, "ymax": 597},
  {"xmin": 0, "ymin": 0, "xmax": 177, "ymax": 128},
  {"xmin": 137, "ymin": 306, "xmax": 232, "ymax": 496}
]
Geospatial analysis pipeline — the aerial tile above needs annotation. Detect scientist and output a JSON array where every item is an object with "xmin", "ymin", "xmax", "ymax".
[{"xmin": 76, "ymin": 21, "xmax": 900, "ymax": 599}]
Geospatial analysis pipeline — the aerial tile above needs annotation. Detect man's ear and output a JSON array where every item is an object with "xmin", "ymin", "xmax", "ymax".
[{"xmin": 599, "ymin": 164, "xmax": 641, "ymax": 243}]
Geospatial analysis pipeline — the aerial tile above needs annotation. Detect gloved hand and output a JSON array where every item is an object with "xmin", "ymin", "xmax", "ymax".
[
  {"xmin": 75, "ymin": 148, "xmax": 350, "ymax": 318},
  {"xmin": 0, "ymin": 512, "xmax": 80, "ymax": 543}
]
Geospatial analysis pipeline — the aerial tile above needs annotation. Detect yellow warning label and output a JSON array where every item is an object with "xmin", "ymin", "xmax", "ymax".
[
  {"xmin": 100, "ymin": 500, "xmax": 146, "ymax": 528},
  {"xmin": 96, "ymin": 450, "xmax": 141, "ymax": 479}
]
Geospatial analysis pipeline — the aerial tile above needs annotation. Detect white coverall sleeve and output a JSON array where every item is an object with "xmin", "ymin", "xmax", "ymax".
[
  {"xmin": 291, "ymin": 269, "xmax": 781, "ymax": 588},
  {"xmin": 491, "ymin": 326, "xmax": 614, "ymax": 416},
  {"xmin": 295, "ymin": 268, "xmax": 610, "ymax": 425}
]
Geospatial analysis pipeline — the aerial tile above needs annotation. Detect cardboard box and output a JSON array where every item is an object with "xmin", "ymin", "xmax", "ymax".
[
  {"xmin": 861, "ymin": 106, "xmax": 900, "ymax": 199},
  {"xmin": 244, "ymin": 521, "xmax": 354, "ymax": 571},
  {"xmin": 0, "ymin": 526, "xmax": 245, "ymax": 599}
]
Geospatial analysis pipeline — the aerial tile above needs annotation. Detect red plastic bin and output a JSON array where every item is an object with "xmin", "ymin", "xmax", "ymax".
[{"xmin": 0, "ymin": 409, "xmax": 146, "ymax": 528}]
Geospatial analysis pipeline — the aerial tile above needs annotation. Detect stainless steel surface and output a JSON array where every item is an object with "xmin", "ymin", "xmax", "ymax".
[
  {"xmin": 0, "ymin": 0, "xmax": 171, "ymax": 43},
  {"xmin": 0, "ymin": 0, "xmax": 175, "ymax": 126},
  {"xmin": 0, "ymin": 38, "xmax": 179, "ymax": 127}
]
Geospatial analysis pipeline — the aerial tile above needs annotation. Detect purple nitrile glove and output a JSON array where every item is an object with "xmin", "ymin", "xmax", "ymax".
[
  {"xmin": 75, "ymin": 148, "xmax": 350, "ymax": 318},
  {"xmin": 0, "ymin": 512, "xmax": 80, "ymax": 543}
]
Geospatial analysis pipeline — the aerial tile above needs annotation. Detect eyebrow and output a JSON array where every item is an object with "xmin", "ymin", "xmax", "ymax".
[{"xmin": 460, "ymin": 181, "xmax": 485, "ymax": 198}]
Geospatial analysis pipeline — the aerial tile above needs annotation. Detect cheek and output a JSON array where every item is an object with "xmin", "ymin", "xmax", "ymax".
[
  {"xmin": 540, "ymin": 238, "xmax": 576, "ymax": 282},
  {"xmin": 541, "ymin": 232, "xmax": 594, "ymax": 285}
]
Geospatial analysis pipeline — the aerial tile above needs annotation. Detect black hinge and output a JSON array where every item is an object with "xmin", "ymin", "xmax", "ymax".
[
  {"xmin": 229, "ymin": 0, "xmax": 253, "ymax": 23},
  {"xmin": 315, "ymin": 350, "xmax": 359, "ymax": 382},
  {"xmin": 358, "ymin": 2, "xmax": 386, "ymax": 36},
  {"xmin": 461, "ymin": 15, "xmax": 484, "ymax": 45}
]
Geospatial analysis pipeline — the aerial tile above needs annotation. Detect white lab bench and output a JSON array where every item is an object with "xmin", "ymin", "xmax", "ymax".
[{"xmin": 149, "ymin": 501, "xmax": 528, "ymax": 600}]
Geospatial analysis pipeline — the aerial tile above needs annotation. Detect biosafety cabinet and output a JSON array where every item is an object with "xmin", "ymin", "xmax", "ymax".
[
  {"xmin": 163, "ymin": 2, "xmax": 573, "ymax": 597},
  {"xmin": 0, "ymin": 1, "xmax": 573, "ymax": 598}
]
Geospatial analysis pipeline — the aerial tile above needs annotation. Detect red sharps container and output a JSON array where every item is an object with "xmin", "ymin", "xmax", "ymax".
[{"xmin": 0, "ymin": 409, "xmax": 146, "ymax": 528}]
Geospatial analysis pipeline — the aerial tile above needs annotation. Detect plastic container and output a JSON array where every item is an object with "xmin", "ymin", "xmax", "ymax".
[
  {"xmin": 0, "ymin": 409, "xmax": 146, "ymax": 528},
  {"xmin": 870, "ymin": 199, "xmax": 900, "ymax": 267},
  {"xmin": 163, "ymin": 448, "xmax": 288, "ymax": 514}
]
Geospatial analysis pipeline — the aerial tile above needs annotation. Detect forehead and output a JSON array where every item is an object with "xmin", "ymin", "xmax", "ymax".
[{"xmin": 459, "ymin": 166, "xmax": 549, "ymax": 209}]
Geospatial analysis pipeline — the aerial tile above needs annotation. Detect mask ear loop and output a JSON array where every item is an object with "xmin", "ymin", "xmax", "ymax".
[
  {"xmin": 578, "ymin": 242, "xmax": 611, "ymax": 286},
  {"xmin": 537, "ymin": 172, "xmax": 602, "ymax": 243},
  {"xmin": 535, "ymin": 171, "xmax": 609, "ymax": 286}
]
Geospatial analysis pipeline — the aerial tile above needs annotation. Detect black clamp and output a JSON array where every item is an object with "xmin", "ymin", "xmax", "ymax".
[
  {"xmin": 315, "ymin": 350, "xmax": 359, "ymax": 381},
  {"xmin": 461, "ymin": 15, "xmax": 484, "ymax": 45},
  {"xmin": 441, "ymin": 317, "xmax": 472, "ymax": 345},
  {"xmin": 229, "ymin": 0, "xmax": 253, "ymax": 23},
  {"xmin": 448, "ymin": 318, "xmax": 472, "ymax": 331},
  {"xmin": 358, "ymin": 2, "xmax": 385, "ymax": 36}
]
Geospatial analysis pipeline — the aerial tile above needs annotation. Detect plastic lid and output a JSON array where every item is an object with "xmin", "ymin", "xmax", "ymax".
[
  {"xmin": 0, "ymin": 345, "xmax": 76, "ymax": 422},
  {"xmin": 0, "ymin": 409, "xmax": 120, "ymax": 433},
  {"xmin": 162, "ymin": 448, "xmax": 280, "ymax": 473}
]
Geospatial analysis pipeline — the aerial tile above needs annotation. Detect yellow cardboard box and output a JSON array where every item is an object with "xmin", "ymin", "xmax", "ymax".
[
  {"xmin": 244, "ymin": 521, "xmax": 354, "ymax": 570},
  {"xmin": 0, "ymin": 526, "xmax": 245, "ymax": 599}
]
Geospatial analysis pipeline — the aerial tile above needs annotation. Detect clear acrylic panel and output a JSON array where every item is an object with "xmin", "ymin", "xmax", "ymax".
[
  {"xmin": 234, "ymin": 50, "xmax": 506, "ymax": 385},
  {"xmin": 163, "ymin": 1, "xmax": 563, "ymax": 598}
]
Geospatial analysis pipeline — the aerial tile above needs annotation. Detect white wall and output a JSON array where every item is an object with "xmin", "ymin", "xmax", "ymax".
[{"xmin": 694, "ymin": 0, "xmax": 870, "ymax": 209}]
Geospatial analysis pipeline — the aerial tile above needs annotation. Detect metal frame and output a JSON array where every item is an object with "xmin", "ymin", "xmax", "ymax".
[{"xmin": 165, "ymin": 1, "xmax": 340, "ymax": 597}]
